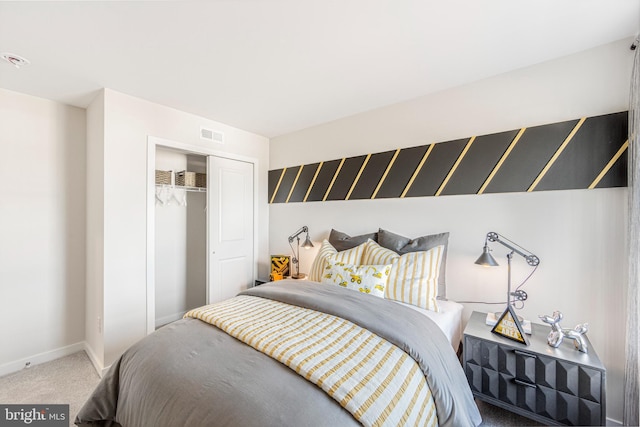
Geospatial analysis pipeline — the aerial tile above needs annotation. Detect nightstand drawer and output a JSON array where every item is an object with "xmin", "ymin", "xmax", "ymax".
[
  {"xmin": 463, "ymin": 312, "xmax": 606, "ymax": 426},
  {"xmin": 466, "ymin": 365, "xmax": 538, "ymax": 411},
  {"xmin": 466, "ymin": 339, "xmax": 543, "ymax": 387}
]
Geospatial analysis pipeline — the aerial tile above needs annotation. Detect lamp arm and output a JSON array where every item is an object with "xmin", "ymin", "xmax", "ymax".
[
  {"xmin": 288, "ymin": 226, "xmax": 309, "ymax": 243},
  {"xmin": 486, "ymin": 232, "xmax": 540, "ymax": 266},
  {"xmin": 288, "ymin": 239, "xmax": 299, "ymax": 264}
]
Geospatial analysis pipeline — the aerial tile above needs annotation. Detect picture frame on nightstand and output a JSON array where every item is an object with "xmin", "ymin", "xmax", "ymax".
[
  {"xmin": 491, "ymin": 305, "xmax": 529, "ymax": 345},
  {"xmin": 270, "ymin": 255, "xmax": 290, "ymax": 281}
]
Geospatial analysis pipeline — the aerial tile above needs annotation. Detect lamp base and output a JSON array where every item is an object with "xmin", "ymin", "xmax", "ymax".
[{"xmin": 291, "ymin": 273, "xmax": 307, "ymax": 280}]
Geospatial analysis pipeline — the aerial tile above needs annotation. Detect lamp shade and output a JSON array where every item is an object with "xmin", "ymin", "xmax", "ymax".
[
  {"xmin": 475, "ymin": 245, "xmax": 499, "ymax": 267},
  {"xmin": 302, "ymin": 234, "xmax": 314, "ymax": 249}
]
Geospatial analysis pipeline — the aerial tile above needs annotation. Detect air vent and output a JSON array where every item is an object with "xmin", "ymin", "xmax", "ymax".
[{"xmin": 201, "ymin": 127, "xmax": 224, "ymax": 144}]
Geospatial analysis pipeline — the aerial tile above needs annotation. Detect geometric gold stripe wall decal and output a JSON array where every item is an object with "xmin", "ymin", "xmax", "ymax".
[
  {"xmin": 268, "ymin": 111, "xmax": 628, "ymax": 203},
  {"xmin": 288, "ymin": 162, "xmax": 320, "ymax": 203},
  {"xmin": 443, "ymin": 129, "xmax": 528, "ymax": 196},
  {"xmin": 400, "ymin": 145, "xmax": 432, "ymax": 198},
  {"xmin": 436, "ymin": 136, "xmax": 477, "ymax": 196},
  {"xmin": 268, "ymin": 168, "xmax": 286, "ymax": 204},
  {"xmin": 589, "ymin": 140, "xmax": 628, "ymax": 189},
  {"xmin": 349, "ymin": 151, "xmax": 396, "ymax": 200},
  {"xmin": 533, "ymin": 112, "xmax": 627, "ymax": 191},
  {"xmin": 477, "ymin": 127, "xmax": 526, "ymax": 195},
  {"xmin": 303, "ymin": 162, "xmax": 322, "ymax": 202},
  {"xmin": 271, "ymin": 166, "xmax": 300, "ymax": 204},
  {"xmin": 305, "ymin": 159, "xmax": 341, "ymax": 202},
  {"xmin": 326, "ymin": 156, "xmax": 366, "ymax": 201},
  {"xmin": 592, "ymin": 140, "xmax": 629, "ymax": 189},
  {"xmin": 371, "ymin": 149, "xmax": 401, "ymax": 199},
  {"xmin": 404, "ymin": 139, "xmax": 467, "ymax": 198},
  {"xmin": 485, "ymin": 119, "xmax": 580, "ymax": 194},
  {"xmin": 285, "ymin": 165, "xmax": 304, "ymax": 203},
  {"xmin": 323, "ymin": 158, "xmax": 347, "ymax": 201},
  {"xmin": 345, "ymin": 153, "xmax": 372, "ymax": 200},
  {"xmin": 527, "ymin": 117, "xmax": 586, "ymax": 192}
]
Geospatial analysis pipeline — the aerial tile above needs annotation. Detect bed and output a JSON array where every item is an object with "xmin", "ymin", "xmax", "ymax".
[
  {"xmin": 76, "ymin": 280, "xmax": 480, "ymax": 427},
  {"xmin": 76, "ymin": 230, "xmax": 481, "ymax": 427},
  {"xmin": 394, "ymin": 298, "xmax": 464, "ymax": 354}
]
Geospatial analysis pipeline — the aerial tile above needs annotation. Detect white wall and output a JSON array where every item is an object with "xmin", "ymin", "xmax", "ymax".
[
  {"xmin": 269, "ymin": 38, "xmax": 633, "ymax": 423},
  {"xmin": 85, "ymin": 89, "xmax": 270, "ymax": 368},
  {"xmin": 0, "ymin": 88, "xmax": 86, "ymax": 374},
  {"xmin": 85, "ymin": 90, "xmax": 105, "ymax": 370}
]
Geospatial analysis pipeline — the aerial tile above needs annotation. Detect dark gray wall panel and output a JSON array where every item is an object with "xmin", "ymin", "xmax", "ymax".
[
  {"xmin": 272, "ymin": 166, "xmax": 301, "ymax": 203},
  {"xmin": 484, "ymin": 120, "xmax": 579, "ymax": 194},
  {"xmin": 326, "ymin": 156, "xmax": 367, "ymax": 201},
  {"xmin": 405, "ymin": 139, "xmax": 467, "ymax": 198},
  {"xmin": 305, "ymin": 159, "xmax": 342, "ymax": 202},
  {"xmin": 375, "ymin": 145, "xmax": 429, "ymax": 199},
  {"xmin": 441, "ymin": 130, "xmax": 518, "ymax": 196},
  {"xmin": 287, "ymin": 163, "xmax": 321, "ymax": 203},
  {"xmin": 268, "ymin": 169, "xmax": 283, "ymax": 202},
  {"xmin": 269, "ymin": 111, "xmax": 628, "ymax": 203},
  {"xmin": 595, "ymin": 150, "xmax": 628, "ymax": 189},
  {"xmin": 535, "ymin": 112, "xmax": 628, "ymax": 191},
  {"xmin": 349, "ymin": 151, "xmax": 396, "ymax": 200}
]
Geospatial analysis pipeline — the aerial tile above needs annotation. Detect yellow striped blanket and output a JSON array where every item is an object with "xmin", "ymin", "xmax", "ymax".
[{"xmin": 185, "ymin": 295, "xmax": 438, "ymax": 427}]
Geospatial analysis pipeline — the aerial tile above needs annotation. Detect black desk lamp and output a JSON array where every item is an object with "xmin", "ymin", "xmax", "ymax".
[{"xmin": 475, "ymin": 232, "xmax": 540, "ymax": 322}]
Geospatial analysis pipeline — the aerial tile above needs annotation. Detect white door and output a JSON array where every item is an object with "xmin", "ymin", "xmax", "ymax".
[{"xmin": 207, "ymin": 156, "xmax": 255, "ymax": 303}]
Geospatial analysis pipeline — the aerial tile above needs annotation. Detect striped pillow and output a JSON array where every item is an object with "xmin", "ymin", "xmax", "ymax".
[
  {"xmin": 308, "ymin": 240, "xmax": 366, "ymax": 282},
  {"xmin": 362, "ymin": 239, "xmax": 399, "ymax": 265},
  {"xmin": 363, "ymin": 240, "xmax": 442, "ymax": 312}
]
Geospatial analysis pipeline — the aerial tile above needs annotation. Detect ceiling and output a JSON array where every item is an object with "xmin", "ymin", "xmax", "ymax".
[{"xmin": 0, "ymin": 1, "xmax": 638, "ymax": 138}]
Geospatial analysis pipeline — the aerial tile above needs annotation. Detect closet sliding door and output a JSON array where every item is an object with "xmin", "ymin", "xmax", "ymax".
[{"xmin": 207, "ymin": 156, "xmax": 255, "ymax": 304}]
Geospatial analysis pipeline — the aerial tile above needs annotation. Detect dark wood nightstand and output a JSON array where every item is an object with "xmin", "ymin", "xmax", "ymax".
[{"xmin": 463, "ymin": 311, "xmax": 606, "ymax": 426}]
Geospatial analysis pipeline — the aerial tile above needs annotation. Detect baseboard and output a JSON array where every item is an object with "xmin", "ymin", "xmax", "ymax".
[
  {"xmin": 82, "ymin": 342, "xmax": 110, "ymax": 378},
  {"xmin": 0, "ymin": 342, "xmax": 85, "ymax": 378},
  {"xmin": 155, "ymin": 310, "xmax": 187, "ymax": 328}
]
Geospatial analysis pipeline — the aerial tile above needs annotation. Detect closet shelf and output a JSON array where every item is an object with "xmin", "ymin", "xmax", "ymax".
[{"xmin": 155, "ymin": 184, "xmax": 207, "ymax": 193}]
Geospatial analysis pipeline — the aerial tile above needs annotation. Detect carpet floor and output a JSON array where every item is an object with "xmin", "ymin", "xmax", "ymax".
[
  {"xmin": 0, "ymin": 352, "xmax": 99, "ymax": 426},
  {"xmin": 0, "ymin": 351, "xmax": 542, "ymax": 426}
]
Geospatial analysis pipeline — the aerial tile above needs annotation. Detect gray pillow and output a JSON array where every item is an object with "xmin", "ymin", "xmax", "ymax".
[
  {"xmin": 328, "ymin": 229, "xmax": 378, "ymax": 252},
  {"xmin": 378, "ymin": 228, "xmax": 449, "ymax": 299}
]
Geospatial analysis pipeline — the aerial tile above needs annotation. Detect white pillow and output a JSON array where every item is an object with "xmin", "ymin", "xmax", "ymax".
[
  {"xmin": 321, "ymin": 261, "xmax": 391, "ymax": 298},
  {"xmin": 308, "ymin": 239, "xmax": 366, "ymax": 282}
]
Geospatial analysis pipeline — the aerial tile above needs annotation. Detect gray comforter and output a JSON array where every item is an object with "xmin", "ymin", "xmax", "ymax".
[{"xmin": 76, "ymin": 281, "xmax": 481, "ymax": 427}]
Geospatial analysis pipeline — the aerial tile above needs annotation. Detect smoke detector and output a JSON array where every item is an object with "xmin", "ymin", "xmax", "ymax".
[{"xmin": 1, "ymin": 53, "xmax": 30, "ymax": 69}]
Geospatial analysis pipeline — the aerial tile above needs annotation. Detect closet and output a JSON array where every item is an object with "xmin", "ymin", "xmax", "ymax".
[{"xmin": 154, "ymin": 147, "xmax": 207, "ymax": 328}]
